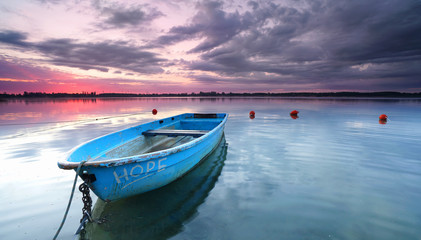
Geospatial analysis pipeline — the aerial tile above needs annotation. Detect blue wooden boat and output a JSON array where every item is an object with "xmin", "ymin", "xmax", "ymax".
[
  {"xmin": 83, "ymin": 136, "xmax": 228, "ymax": 239},
  {"xmin": 58, "ymin": 113, "xmax": 228, "ymax": 202}
]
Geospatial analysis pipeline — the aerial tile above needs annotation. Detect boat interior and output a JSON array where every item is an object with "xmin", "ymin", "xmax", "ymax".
[{"xmin": 86, "ymin": 113, "xmax": 226, "ymax": 162}]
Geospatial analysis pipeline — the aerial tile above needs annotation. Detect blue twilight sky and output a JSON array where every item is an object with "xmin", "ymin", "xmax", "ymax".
[{"xmin": 0, "ymin": 0, "xmax": 420, "ymax": 93}]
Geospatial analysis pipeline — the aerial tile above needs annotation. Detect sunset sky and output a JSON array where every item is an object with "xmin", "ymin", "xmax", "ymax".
[{"xmin": 0, "ymin": 0, "xmax": 420, "ymax": 94}]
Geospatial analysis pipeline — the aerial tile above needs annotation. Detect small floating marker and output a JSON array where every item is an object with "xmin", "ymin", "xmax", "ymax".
[
  {"xmin": 152, "ymin": 109, "xmax": 158, "ymax": 115},
  {"xmin": 290, "ymin": 110, "xmax": 299, "ymax": 115},
  {"xmin": 290, "ymin": 110, "xmax": 299, "ymax": 119},
  {"xmin": 379, "ymin": 114, "xmax": 388, "ymax": 124},
  {"xmin": 379, "ymin": 114, "xmax": 388, "ymax": 120},
  {"xmin": 249, "ymin": 111, "xmax": 255, "ymax": 119}
]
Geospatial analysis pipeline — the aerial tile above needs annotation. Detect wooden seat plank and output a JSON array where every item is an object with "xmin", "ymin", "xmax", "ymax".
[{"xmin": 142, "ymin": 129, "xmax": 209, "ymax": 137}]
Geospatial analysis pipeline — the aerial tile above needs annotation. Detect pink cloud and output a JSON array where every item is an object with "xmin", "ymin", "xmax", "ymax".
[{"xmin": 0, "ymin": 57, "xmax": 198, "ymax": 93}]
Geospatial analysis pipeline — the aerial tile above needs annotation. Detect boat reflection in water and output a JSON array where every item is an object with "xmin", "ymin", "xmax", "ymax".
[{"xmin": 82, "ymin": 136, "xmax": 228, "ymax": 240}]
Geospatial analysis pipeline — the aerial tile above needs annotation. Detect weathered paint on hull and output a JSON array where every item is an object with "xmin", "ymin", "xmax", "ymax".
[{"xmin": 58, "ymin": 113, "xmax": 227, "ymax": 202}]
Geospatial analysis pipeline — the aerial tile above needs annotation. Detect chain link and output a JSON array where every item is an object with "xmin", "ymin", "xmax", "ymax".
[{"xmin": 79, "ymin": 182, "xmax": 93, "ymax": 222}]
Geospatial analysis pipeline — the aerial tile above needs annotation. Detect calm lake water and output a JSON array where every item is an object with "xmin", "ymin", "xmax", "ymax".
[{"xmin": 0, "ymin": 97, "xmax": 420, "ymax": 240}]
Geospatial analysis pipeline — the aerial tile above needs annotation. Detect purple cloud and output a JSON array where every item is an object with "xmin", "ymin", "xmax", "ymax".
[{"xmin": 0, "ymin": 31, "xmax": 167, "ymax": 74}]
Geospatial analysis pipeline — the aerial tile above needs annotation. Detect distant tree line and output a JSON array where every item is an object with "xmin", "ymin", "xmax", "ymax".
[{"xmin": 1, "ymin": 91, "xmax": 421, "ymax": 99}]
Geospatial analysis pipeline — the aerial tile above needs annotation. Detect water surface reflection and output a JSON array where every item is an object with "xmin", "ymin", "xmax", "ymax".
[{"xmin": 1, "ymin": 97, "xmax": 421, "ymax": 240}]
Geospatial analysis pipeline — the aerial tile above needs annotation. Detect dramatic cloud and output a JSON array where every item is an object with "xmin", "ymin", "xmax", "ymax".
[
  {"xmin": 0, "ymin": 31, "xmax": 29, "ymax": 47},
  {"xmin": 0, "ymin": 31, "xmax": 167, "ymax": 74},
  {"xmin": 1, "ymin": 0, "xmax": 420, "ymax": 93},
  {"xmin": 157, "ymin": 1, "xmax": 250, "ymax": 53},
  {"xmin": 160, "ymin": 0, "xmax": 421, "ymax": 91},
  {"xmin": 94, "ymin": 2, "xmax": 164, "ymax": 29}
]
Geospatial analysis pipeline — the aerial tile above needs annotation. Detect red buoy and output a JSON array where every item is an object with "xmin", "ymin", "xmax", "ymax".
[
  {"xmin": 290, "ymin": 110, "xmax": 299, "ymax": 115},
  {"xmin": 249, "ymin": 111, "xmax": 255, "ymax": 119},
  {"xmin": 152, "ymin": 109, "xmax": 158, "ymax": 115},
  {"xmin": 379, "ymin": 114, "xmax": 387, "ymax": 120}
]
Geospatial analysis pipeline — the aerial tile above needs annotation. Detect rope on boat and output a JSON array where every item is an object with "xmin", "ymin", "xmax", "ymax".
[{"xmin": 53, "ymin": 160, "xmax": 87, "ymax": 240}]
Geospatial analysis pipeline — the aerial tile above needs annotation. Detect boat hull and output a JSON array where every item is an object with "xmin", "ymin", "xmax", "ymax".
[
  {"xmin": 58, "ymin": 113, "xmax": 227, "ymax": 202},
  {"xmin": 83, "ymin": 136, "xmax": 228, "ymax": 239},
  {"xmin": 87, "ymin": 127, "xmax": 223, "ymax": 201}
]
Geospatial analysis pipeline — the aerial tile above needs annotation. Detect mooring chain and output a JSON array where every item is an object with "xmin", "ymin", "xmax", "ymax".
[
  {"xmin": 79, "ymin": 182, "xmax": 93, "ymax": 222},
  {"xmin": 53, "ymin": 160, "xmax": 87, "ymax": 240}
]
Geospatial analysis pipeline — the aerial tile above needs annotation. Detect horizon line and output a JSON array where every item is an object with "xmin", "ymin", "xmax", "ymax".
[{"xmin": 2, "ymin": 91, "xmax": 421, "ymax": 98}]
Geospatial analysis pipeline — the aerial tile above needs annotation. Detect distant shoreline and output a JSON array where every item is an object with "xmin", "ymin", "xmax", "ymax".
[{"xmin": 1, "ymin": 91, "xmax": 421, "ymax": 99}]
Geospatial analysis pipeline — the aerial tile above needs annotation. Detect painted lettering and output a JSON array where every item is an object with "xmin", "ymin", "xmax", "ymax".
[
  {"xmin": 115, "ymin": 158, "xmax": 167, "ymax": 186},
  {"xmin": 113, "ymin": 168, "xmax": 129, "ymax": 184},
  {"xmin": 147, "ymin": 161, "xmax": 155, "ymax": 172},
  {"xmin": 158, "ymin": 158, "xmax": 167, "ymax": 172},
  {"xmin": 130, "ymin": 164, "xmax": 144, "ymax": 177}
]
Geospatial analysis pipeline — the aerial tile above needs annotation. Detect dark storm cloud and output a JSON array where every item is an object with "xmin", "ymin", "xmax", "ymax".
[
  {"xmin": 0, "ymin": 30, "xmax": 167, "ymax": 74},
  {"xmin": 101, "ymin": 6, "xmax": 163, "ymax": 28},
  {"xmin": 247, "ymin": 1, "xmax": 259, "ymax": 10},
  {"xmin": 35, "ymin": 39, "xmax": 166, "ymax": 73},
  {"xmin": 162, "ymin": 0, "xmax": 421, "ymax": 91},
  {"xmin": 314, "ymin": 0, "xmax": 421, "ymax": 63},
  {"xmin": 92, "ymin": 1, "xmax": 164, "ymax": 29},
  {"xmin": 157, "ymin": 1, "xmax": 247, "ymax": 52},
  {"xmin": 0, "ymin": 31, "xmax": 29, "ymax": 47},
  {"xmin": 36, "ymin": 0, "xmax": 164, "ymax": 29}
]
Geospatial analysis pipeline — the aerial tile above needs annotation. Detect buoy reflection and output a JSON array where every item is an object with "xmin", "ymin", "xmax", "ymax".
[{"xmin": 290, "ymin": 110, "xmax": 299, "ymax": 115}]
